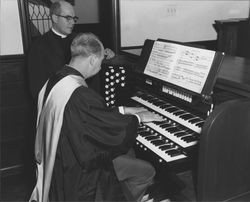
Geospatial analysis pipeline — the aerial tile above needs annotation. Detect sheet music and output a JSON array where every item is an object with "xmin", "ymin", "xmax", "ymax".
[{"xmin": 144, "ymin": 41, "xmax": 215, "ymax": 94}]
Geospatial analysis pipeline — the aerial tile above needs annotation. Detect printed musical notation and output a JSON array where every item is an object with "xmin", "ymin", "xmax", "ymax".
[{"xmin": 144, "ymin": 41, "xmax": 215, "ymax": 94}]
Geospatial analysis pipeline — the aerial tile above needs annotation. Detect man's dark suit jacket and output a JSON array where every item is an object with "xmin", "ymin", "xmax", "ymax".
[{"xmin": 27, "ymin": 29, "xmax": 76, "ymax": 99}]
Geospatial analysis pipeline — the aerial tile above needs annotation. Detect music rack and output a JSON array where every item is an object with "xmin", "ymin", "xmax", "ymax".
[{"xmin": 136, "ymin": 39, "xmax": 224, "ymax": 105}]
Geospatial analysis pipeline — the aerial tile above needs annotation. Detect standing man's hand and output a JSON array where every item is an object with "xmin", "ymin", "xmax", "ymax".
[{"xmin": 104, "ymin": 48, "xmax": 115, "ymax": 59}]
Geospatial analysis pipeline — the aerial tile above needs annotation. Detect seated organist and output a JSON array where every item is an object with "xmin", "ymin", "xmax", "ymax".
[{"xmin": 29, "ymin": 33, "xmax": 164, "ymax": 202}]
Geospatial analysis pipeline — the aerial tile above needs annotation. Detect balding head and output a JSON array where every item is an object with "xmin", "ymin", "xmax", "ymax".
[
  {"xmin": 71, "ymin": 33, "xmax": 104, "ymax": 59},
  {"xmin": 69, "ymin": 33, "xmax": 105, "ymax": 79}
]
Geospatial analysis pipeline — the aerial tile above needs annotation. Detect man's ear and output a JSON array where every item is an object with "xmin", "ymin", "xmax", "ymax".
[
  {"xmin": 51, "ymin": 14, "xmax": 58, "ymax": 23},
  {"xmin": 89, "ymin": 55, "xmax": 97, "ymax": 66}
]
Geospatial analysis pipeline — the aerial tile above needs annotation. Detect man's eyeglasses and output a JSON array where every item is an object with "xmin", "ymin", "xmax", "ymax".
[{"xmin": 55, "ymin": 14, "xmax": 79, "ymax": 23}]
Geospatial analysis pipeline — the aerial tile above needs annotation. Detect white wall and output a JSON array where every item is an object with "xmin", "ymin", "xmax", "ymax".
[
  {"xmin": 74, "ymin": 0, "xmax": 99, "ymax": 24},
  {"xmin": 120, "ymin": 0, "xmax": 250, "ymax": 47},
  {"xmin": 0, "ymin": 0, "xmax": 24, "ymax": 55}
]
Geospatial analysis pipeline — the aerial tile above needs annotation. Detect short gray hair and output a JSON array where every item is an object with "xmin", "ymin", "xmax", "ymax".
[
  {"xmin": 71, "ymin": 33, "xmax": 104, "ymax": 58},
  {"xmin": 49, "ymin": 1, "xmax": 61, "ymax": 17}
]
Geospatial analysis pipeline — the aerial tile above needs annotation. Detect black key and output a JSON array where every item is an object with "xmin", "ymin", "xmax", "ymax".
[
  {"xmin": 137, "ymin": 127, "xmax": 147, "ymax": 132},
  {"xmin": 157, "ymin": 121, "xmax": 170, "ymax": 126},
  {"xmin": 196, "ymin": 121, "xmax": 204, "ymax": 127},
  {"xmin": 138, "ymin": 131, "xmax": 152, "ymax": 137},
  {"xmin": 166, "ymin": 107, "xmax": 179, "ymax": 113},
  {"xmin": 160, "ymin": 124, "xmax": 173, "ymax": 129},
  {"xmin": 165, "ymin": 107, "xmax": 177, "ymax": 113},
  {"xmin": 179, "ymin": 114, "xmax": 195, "ymax": 120},
  {"xmin": 178, "ymin": 125, "xmax": 189, "ymax": 131},
  {"xmin": 152, "ymin": 100, "xmax": 165, "ymax": 106},
  {"xmin": 151, "ymin": 139, "xmax": 167, "ymax": 146},
  {"xmin": 159, "ymin": 103, "xmax": 172, "ymax": 109},
  {"xmin": 189, "ymin": 117, "xmax": 202, "ymax": 123},
  {"xmin": 174, "ymin": 131, "xmax": 188, "ymax": 137},
  {"xmin": 153, "ymin": 121, "xmax": 170, "ymax": 126},
  {"xmin": 181, "ymin": 135, "xmax": 197, "ymax": 143},
  {"xmin": 153, "ymin": 121, "xmax": 167, "ymax": 125},
  {"xmin": 185, "ymin": 129, "xmax": 195, "ymax": 134},
  {"xmin": 139, "ymin": 94, "xmax": 152, "ymax": 99},
  {"xmin": 159, "ymin": 144, "xmax": 174, "ymax": 150},
  {"xmin": 138, "ymin": 95, "xmax": 148, "ymax": 99},
  {"xmin": 147, "ymin": 98, "xmax": 159, "ymax": 103},
  {"xmin": 145, "ymin": 135, "xmax": 159, "ymax": 141},
  {"xmin": 166, "ymin": 127, "xmax": 180, "ymax": 133},
  {"xmin": 166, "ymin": 149, "xmax": 182, "ymax": 157},
  {"xmin": 173, "ymin": 110, "xmax": 186, "ymax": 116}
]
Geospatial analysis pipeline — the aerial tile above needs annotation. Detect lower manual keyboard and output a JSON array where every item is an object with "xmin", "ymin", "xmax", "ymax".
[
  {"xmin": 136, "ymin": 125, "xmax": 187, "ymax": 162},
  {"xmin": 144, "ymin": 122, "xmax": 198, "ymax": 148}
]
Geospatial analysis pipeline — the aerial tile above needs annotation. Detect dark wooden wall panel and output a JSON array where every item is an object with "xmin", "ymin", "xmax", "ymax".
[
  {"xmin": 0, "ymin": 59, "xmax": 27, "ymax": 83},
  {"xmin": 1, "ymin": 138, "xmax": 27, "ymax": 168},
  {"xmin": 1, "ymin": 107, "xmax": 34, "ymax": 140},
  {"xmin": 0, "ymin": 57, "xmax": 36, "ymax": 177},
  {"xmin": 1, "ymin": 83, "xmax": 31, "ymax": 107}
]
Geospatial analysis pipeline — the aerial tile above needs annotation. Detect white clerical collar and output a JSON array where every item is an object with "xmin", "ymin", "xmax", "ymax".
[{"xmin": 52, "ymin": 27, "xmax": 67, "ymax": 38}]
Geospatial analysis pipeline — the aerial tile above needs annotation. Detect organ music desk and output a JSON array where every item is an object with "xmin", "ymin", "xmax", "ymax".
[{"xmin": 101, "ymin": 40, "xmax": 250, "ymax": 201}]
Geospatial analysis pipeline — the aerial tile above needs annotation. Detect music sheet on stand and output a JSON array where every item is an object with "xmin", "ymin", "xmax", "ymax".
[{"xmin": 144, "ymin": 41, "xmax": 215, "ymax": 94}]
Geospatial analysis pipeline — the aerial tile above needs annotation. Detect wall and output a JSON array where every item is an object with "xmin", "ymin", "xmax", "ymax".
[
  {"xmin": 74, "ymin": 0, "xmax": 99, "ymax": 24},
  {"xmin": 119, "ymin": 0, "xmax": 250, "ymax": 47}
]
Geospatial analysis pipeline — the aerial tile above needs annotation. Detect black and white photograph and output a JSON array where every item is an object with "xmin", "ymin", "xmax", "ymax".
[{"xmin": 1, "ymin": 0, "xmax": 250, "ymax": 201}]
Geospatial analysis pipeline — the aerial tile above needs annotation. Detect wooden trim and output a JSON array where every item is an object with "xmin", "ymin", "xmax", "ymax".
[
  {"xmin": 0, "ymin": 55, "xmax": 25, "ymax": 62},
  {"xmin": 0, "ymin": 165, "xmax": 24, "ymax": 178},
  {"xmin": 120, "ymin": 46, "xmax": 143, "ymax": 50},
  {"xmin": 111, "ymin": 0, "xmax": 120, "ymax": 54},
  {"xmin": 18, "ymin": 0, "xmax": 31, "ymax": 53}
]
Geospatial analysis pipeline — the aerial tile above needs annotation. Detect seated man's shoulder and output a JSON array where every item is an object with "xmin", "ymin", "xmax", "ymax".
[{"xmin": 71, "ymin": 86, "xmax": 103, "ymax": 104}]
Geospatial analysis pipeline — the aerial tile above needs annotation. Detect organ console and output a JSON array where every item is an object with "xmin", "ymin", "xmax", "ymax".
[{"xmin": 101, "ymin": 39, "xmax": 250, "ymax": 201}]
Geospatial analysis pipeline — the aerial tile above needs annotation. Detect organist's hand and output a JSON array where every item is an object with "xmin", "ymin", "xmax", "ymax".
[
  {"xmin": 135, "ymin": 111, "xmax": 164, "ymax": 123},
  {"xmin": 123, "ymin": 107, "xmax": 146, "ymax": 115}
]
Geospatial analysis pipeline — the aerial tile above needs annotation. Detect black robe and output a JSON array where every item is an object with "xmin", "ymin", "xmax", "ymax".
[{"xmin": 46, "ymin": 66, "xmax": 139, "ymax": 201}]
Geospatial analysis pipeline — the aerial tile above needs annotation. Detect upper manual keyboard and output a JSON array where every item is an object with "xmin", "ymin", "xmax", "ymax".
[{"xmin": 131, "ymin": 91, "xmax": 204, "ymax": 134}]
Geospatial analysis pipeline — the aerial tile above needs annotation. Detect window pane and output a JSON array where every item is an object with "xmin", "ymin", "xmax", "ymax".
[{"xmin": 0, "ymin": 0, "xmax": 24, "ymax": 55}]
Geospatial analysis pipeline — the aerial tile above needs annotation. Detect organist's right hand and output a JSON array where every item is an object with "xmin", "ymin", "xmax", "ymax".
[
  {"xmin": 135, "ymin": 111, "xmax": 164, "ymax": 123},
  {"xmin": 123, "ymin": 107, "xmax": 146, "ymax": 115}
]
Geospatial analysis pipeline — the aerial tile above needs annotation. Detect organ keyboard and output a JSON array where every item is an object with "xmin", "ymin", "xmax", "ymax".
[{"xmin": 131, "ymin": 91, "xmax": 204, "ymax": 134}]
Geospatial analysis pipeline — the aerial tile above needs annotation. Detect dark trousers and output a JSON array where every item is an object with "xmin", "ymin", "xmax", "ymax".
[{"xmin": 113, "ymin": 149, "xmax": 155, "ymax": 202}]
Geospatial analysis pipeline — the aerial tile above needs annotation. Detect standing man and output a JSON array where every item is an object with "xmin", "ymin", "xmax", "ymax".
[
  {"xmin": 29, "ymin": 33, "xmax": 163, "ymax": 202},
  {"xmin": 27, "ymin": 1, "xmax": 76, "ymax": 100},
  {"xmin": 27, "ymin": 1, "xmax": 114, "ymax": 100}
]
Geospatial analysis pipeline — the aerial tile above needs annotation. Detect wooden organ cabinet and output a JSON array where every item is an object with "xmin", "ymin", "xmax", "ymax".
[
  {"xmin": 100, "ymin": 39, "xmax": 250, "ymax": 201},
  {"xmin": 215, "ymin": 18, "xmax": 250, "ymax": 58}
]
